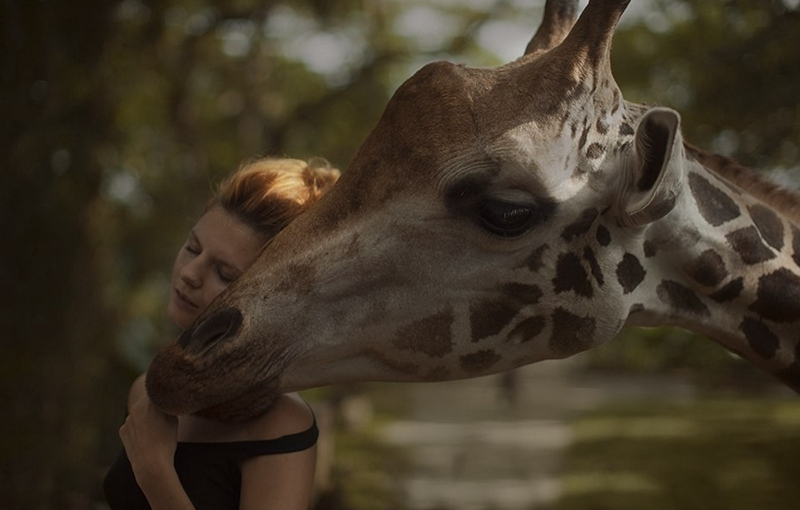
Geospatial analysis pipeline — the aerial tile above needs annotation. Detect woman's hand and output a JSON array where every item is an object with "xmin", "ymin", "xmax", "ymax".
[
  {"xmin": 119, "ymin": 393, "xmax": 179, "ymax": 487},
  {"xmin": 119, "ymin": 379, "xmax": 196, "ymax": 510}
]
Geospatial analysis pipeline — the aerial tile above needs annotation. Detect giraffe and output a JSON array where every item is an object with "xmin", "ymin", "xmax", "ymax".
[{"xmin": 147, "ymin": 0, "xmax": 800, "ymax": 422}]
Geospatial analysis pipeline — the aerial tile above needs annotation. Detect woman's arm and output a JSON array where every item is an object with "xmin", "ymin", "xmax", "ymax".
[
  {"xmin": 239, "ymin": 394, "xmax": 318, "ymax": 510},
  {"xmin": 239, "ymin": 445, "xmax": 317, "ymax": 510},
  {"xmin": 119, "ymin": 375, "xmax": 197, "ymax": 510}
]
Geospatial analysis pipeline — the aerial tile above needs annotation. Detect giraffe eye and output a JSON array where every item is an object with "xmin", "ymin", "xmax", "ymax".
[{"xmin": 478, "ymin": 200, "xmax": 535, "ymax": 237}]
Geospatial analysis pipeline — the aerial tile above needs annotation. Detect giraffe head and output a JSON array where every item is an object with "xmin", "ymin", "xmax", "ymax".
[{"xmin": 147, "ymin": 0, "xmax": 689, "ymax": 421}]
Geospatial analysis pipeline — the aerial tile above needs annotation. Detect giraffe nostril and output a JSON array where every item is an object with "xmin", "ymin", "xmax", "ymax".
[{"xmin": 179, "ymin": 307, "xmax": 243, "ymax": 351}]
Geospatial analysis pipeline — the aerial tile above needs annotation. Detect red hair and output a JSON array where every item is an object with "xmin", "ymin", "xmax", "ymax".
[{"xmin": 208, "ymin": 157, "xmax": 340, "ymax": 241}]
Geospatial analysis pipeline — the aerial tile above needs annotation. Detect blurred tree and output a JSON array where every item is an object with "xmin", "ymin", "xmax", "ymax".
[
  {"xmin": 613, "ymin": 0, "xmax": 800, "ymax": 170},
  {"xmin": 0, "ymin": 1, "xmax": 127, "ymax": 508}
]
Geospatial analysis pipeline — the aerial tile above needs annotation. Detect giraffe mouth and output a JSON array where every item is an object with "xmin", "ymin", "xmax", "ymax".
[
  {"xmin": 146, "ymin": 326, "xmax": 292, "ymax": 421},
  {"xmin": 192, "ymin": 378, "xmax": 283, "ymax": 422}
]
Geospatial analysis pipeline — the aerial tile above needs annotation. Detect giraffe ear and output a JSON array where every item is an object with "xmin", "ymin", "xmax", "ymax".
[{"xmin": 617, "ymin": 107, "xmax": 685, "ymax": 227}]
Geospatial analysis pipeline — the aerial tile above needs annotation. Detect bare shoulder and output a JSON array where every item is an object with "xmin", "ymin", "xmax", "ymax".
[
  {"xmin": 127, "ymin": 373, "xmax": 147, "ymax": 410},
  {"xmin": 245, "ymin": 393, "xmax": 315, "ymax": 440}
]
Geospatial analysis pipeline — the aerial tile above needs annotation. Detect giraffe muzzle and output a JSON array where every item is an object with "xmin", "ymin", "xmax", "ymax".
[{"xmin": 179, "ymin": 307, "xmax": 243, "ymax": 352}]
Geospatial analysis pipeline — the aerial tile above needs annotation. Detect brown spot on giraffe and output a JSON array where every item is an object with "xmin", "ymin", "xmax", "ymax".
[
  {"xmin": 549, "ymin": 308, "xmax": 595, "ymax": 357},
  {"xmin": 688, "ymin": 172, "xmax": 741, "ymax": 227},
  {"xmin": 686, "ymin": 142, "xmax": 800, "ymax": 217},
  {"xmin": 791, "ymin": 225, "xmax": 800, "ymax": 268},
  {"xmin": 595, "ymin": 224, "xmax": 611, "ymax": 246},
  {"xmin": 656, "ymin": 280, "xmax": 710, "ymax": 317},
  {"xmin": 365, "ymin": 348, "xmax": 420, "ymax": 376},
  {"xmin": 595, "ymin": 117, "xmax": 609, "ymax": 135},
  {"xmin": 393, "ymin": 310, "xmax": 454, "ymax": 358},
  {"xmin": 748, "ymin": 268, "xmax": 800, "ymax": 323},
  {"xmin": 459, "ymin": 349, "xmax": 501, "ymax": 374},
  {"xmin": 749, "ymin": 204, "xmax": 784, "ymax": 251},
  {"xmin": 629, "ymin": 303, "xmax": 645, "ymax": 315},
  {"xmin": 584, "ymin": 246, "xmax": 604, "ymax": 286},
  {"xmin": 709, "ymin": 277, "xmax": 744, "ymax": 303},
  {"xmin": 586, "ymin": 143, "xmax": 606, "ymax": 159},
  {"xmin": 562, "ymin": 207, "xmax": 599, "ymax": 241},
  {"xmin": 509, "ymin": 315, "xmax": 546, "ymax": 344},
  {"xmin": 616, "ymin": 253, "xmax": 645, "ymax": 294},
  {"xmin": 739, "ymin": 317, "xmax": 780, "ymax": 360},
  {"xmin": 552, "ymin": 252, "xmax": 593, "ymax": 297},
  {"xmin": 726, "ymin": 226, "xmax": 776, "ymax": 265},
  {"xmin": 503, "ymin": 282, "xmax": 544, "ymax": 305},
  {"xmin": 578, "ymin": 124, "xmax": 590, "ymax": 149},
  {"xmin": 683, "ymin": 249, "xmax": 728, "ymax": 288},
  {"xmin": 470, "ymin": 283, "xmax": 544, "ymax": 342},
  {"xmin": 611, "ymin": 88, "xmax": 621, "ymax": 114},
  {"xmin": 643, "ymin": 240, "xmax": 657, "ymax": 258},
  {"xmin": 524, "ymin": 244, "xmax": 549, "ymax": 273},
  {"xmin": 618, "ymin": 122, "xmax": 634, "ymax": 136},
  {"xmin": 470, "ymin": 299, "xmax": 519, "ymax": 342}
]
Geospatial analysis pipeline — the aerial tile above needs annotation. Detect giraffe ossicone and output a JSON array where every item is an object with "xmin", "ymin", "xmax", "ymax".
[{"xmin": 147, "ymin": 0, "xmax": 800, "ymax": 422}]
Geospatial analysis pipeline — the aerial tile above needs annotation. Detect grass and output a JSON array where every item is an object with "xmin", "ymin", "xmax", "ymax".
[{"xmin": 557, "ymin": 397, "xmax": 800, "ymax": 510}]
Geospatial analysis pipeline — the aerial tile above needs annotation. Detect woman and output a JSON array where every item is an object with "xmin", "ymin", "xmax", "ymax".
[{"xmin": 104, "ymin": 157, "xmax": 340, "ymax": 510}]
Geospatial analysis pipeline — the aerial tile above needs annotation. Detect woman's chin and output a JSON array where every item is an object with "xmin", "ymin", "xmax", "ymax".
[{"xmin": 167, "ymin": 302, "xmax": 196, "ymax": 331}]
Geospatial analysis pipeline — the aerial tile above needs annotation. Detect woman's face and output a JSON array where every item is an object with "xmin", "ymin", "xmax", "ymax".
[{"xmin": 167, "ymin": 205, "xmax": 264, "ymax": 330}]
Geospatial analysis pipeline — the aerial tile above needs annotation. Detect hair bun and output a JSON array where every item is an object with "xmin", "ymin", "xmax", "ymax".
[
  {"xmin": 304, "ymin": 158, "xmax": 341, "ymax": 199},
  {"xmin": 210, "ymin": 156, "xmax": 341, "ymax": 239}
]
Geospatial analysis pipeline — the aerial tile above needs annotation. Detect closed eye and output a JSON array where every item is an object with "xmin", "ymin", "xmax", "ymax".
[
  {"xmin": 445, "ymin": 176, "xmax": 556, "ymax": 238},
  {"xmin": 217, "ymin": 267, "xmax": 237, "ymax": 284},
  {"xmin": 479, "ymin": 200, "xmax": 539, "ymax": 237}
]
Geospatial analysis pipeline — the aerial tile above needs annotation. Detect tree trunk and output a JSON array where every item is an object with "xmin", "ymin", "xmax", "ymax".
[{"xmin": 0, "ymin": 1, "xmax": 128, "ymax": 508}]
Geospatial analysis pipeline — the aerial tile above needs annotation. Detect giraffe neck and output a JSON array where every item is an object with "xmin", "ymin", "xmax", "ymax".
[{"xmin": 627, "ymin": 157, "xmax": 800, "ymax": 390}]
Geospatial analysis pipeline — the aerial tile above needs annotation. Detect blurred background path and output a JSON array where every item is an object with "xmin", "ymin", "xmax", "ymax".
[{"xmin": 381, "ymin": 359, "xmax": 696, "ymax": 510}]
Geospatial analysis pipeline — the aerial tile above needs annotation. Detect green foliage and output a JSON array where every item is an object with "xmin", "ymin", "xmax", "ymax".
[
  {"xmin": 584, "ymin": 327, "xmax": 729, "ymax": 370},
  {"xmin": 558, "ymin": 398, "xmax": 800, "ymax": 510},
  {"xmin": 580, "ymin": 327, "xmax": 771, "ymax": 389},
  {"xmin": 613, "ymin": 0, "xmax": 800, "ymax": 170}
]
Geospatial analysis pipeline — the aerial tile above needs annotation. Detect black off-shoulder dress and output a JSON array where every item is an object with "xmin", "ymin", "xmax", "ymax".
[{"xmin": 103, "ymin": 419, "xmax": 318, "ymax": 510}]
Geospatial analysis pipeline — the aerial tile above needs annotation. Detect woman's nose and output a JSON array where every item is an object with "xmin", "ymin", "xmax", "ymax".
[{"xmin": 180, "ymin": 258, "xmax": 203, "ymax": 288}]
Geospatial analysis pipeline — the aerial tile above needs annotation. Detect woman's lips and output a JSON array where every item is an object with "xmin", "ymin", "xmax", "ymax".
[{"xmin": 174, "ymin": 288, "xmax": 199, "ymax": 311}]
